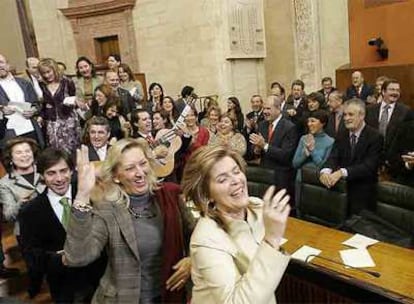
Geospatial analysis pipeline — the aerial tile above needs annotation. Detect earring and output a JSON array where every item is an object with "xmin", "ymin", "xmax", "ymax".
[
  {"xmin": 113, "ymin": 179, "xmax": 120, "ymax": 184},
  {"xmin": 207, "ymin": 201, "xmax": 216, "ymax": 211}
]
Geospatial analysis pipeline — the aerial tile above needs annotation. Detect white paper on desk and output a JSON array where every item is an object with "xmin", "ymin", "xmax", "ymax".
[
  {"xmin": 340, "ymin": 248, "xmax": 376, "ymax": 268},
  {"xmin": 342, "ymin": 233, "xmax": 379, "ymax": 249},
  {"xmin": 291, "ymin": 245, "xmax": 321, "ymax": 262}
]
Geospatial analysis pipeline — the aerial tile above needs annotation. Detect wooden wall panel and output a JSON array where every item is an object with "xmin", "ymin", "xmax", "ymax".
[{"xmin": 348, "ymin": 0, "xmax": 414, "ymax": 67}]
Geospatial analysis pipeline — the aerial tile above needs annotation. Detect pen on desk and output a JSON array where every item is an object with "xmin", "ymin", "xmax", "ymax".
[{"xmin": 305, "ymin": 254, "xmax": 381, "ymax": 278}]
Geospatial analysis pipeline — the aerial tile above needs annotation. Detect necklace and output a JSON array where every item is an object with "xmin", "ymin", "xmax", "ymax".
[{"xmin": 127, "ymin": 205, "xmax": 156, "ymax": 219}]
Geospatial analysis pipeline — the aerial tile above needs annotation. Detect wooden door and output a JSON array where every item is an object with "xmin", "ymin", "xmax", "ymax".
[{"xmin": 94, "ymin": 35, "xmax": 120, "ymax": 65}]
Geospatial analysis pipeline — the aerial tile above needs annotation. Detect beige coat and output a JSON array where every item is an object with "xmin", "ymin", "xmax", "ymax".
[{"xmin": 190, "ymin": 197, "xmax": 290, "ymax": 304}]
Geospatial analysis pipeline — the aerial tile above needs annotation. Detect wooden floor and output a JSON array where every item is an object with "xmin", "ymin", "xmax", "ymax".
[{"xmin": 1, "ymin": 222, "xmax": 51, "ymax": 303}]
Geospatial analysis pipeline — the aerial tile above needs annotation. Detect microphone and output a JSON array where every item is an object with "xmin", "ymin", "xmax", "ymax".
[{"xmin": 305, "ymin": 254, "xmax": 381, "ymax": 278}]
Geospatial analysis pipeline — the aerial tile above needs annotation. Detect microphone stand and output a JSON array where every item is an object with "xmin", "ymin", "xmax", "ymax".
[{"xmin": 305, "ymin": 254, "xmax": 381, "ymax": 278}]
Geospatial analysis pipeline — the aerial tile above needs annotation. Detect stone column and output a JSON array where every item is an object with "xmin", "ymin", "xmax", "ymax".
[{"xmin": 292, "ymin": 0, "xmax": 321, "ymax": 92}]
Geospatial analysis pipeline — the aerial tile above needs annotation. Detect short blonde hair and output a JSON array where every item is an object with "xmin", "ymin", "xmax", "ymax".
[
  {"xmin": 91, "ymin": 138, "xmax": 159, "ymax": 207},
  {"xmin": 181, "ymin": 145, "xmax": 246, "ymax": 225}
]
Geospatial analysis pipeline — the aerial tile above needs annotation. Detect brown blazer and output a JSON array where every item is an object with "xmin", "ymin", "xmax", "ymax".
[{"xmin": 64, "ymin": 182, "xmax": 195, "ymax": 303}]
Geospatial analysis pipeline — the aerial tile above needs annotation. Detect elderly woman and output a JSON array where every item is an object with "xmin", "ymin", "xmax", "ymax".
[
  {"xmin": 209, "ymin": 113, "xmax": 246, "ymax": 156},
  {"xmin": 292, "ymin": 110, "xmax": 334, "ymax": 206},
  {"xmin": 0, "ymin": 138, "xmax": 44, "ymax": 221},
  {"xmin": 181, "ymin": 145, "xmax": 290, "ymax": 304},
  {"xmin": 0, "ymin": 137, "xmax": 45, "ymax": 290},
  {"xmin": 63, "ymin": 138, "xmax": 195, "ymax": 303},
  {"xmin": 38, "ymin": 58, "xmax": 81, "ymax": 156}
]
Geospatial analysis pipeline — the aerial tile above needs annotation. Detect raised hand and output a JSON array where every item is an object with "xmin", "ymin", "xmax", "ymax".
[
  {"xmin": 76, "ymin": 145, "xmax": 96, "ymax": 199},
  {"xmin": 262, "ymin": 186, "xmax": 290, "ymax": 249}
]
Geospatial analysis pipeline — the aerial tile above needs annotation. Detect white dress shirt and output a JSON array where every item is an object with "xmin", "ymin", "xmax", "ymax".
[
  {"xmin": 95, "ymin": 145, "xmax": 108, "ymax": 161},
  {"xmin": 30, "ymin": 74, "xmax": 43, "ymax": 99}
]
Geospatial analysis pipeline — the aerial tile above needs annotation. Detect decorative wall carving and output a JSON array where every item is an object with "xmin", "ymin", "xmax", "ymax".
[
  {"xmin": 292, "ymin": 0, "xmax": 321, "ymax": 91},
  {"xmin": 227, "ymin": 0, "xmax": 266, "ymax": 59},
  {"xmin": 60, "ymin": 0, "xmax": 138, "ymax": 70}
]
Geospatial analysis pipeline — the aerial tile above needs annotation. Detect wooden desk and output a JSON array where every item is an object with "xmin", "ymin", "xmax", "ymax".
[{"xmin": 277, "ymin": 218, "xmax": 414, "ymax": 303}]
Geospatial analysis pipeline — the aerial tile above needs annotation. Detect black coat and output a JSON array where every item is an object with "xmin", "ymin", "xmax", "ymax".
[
  {"xmin": 365, "ymin": 102, "xmax": 410, "ymax": 159},
  {"xmin": 387, "ymin": 117, "xmax": 414, "ymax": 186},
  {"xmin": 345, "ymin": 83, "xmax": 374, "ymax": 102},
  {"xmin": 257, "ymin": 118, "xmax": 298, "ymax": 193},
  {"xmin": 324, "ymin": 125, "xmax": 383, "ymax": 215},
  {"xmin": 324, "ymin": 111, "xmax": 346, "ymax": 139},
  {"xmin": 19, "ymin": 189, "xmax": 105, "ymax": 303}
]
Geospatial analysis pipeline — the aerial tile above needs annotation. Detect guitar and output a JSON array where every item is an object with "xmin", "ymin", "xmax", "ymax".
[
  {"xmin": 152, "ymin": 104, "xmax": 193, "ymax": 177},
  {"xmin": 152, "ymin": 129, "xmax": 183, "ymax": 177}
]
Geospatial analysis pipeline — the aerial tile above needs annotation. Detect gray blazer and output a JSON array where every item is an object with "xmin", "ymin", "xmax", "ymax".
[
  {"xmin": 64, "ymin": 184, "xmax": 195, "ymax": 303},
  {"xmin": 0, "ymin": 171, "xmax": 45, "ymax": 220}
]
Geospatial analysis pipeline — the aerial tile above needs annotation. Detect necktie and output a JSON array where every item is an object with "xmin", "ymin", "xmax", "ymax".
[
  {"xmin": 59, "ymin": 197, "xmax": 71, "ymax": 229},
  {"xmin": 378, "ymin": 105, "xmax": 390, "ymax": 137},
  {"xmin": 145, "ymin": 135, "xmax": 155, "ymax": 146},
  {"xmin": 268, "ymin": 124, "xmax": 274, "ymax": 142},
  {"xmin": 350, "ymin": 133, "xmax": 357, "ymax": 158}
]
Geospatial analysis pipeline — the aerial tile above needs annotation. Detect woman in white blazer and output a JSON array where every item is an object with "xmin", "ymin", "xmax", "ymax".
[{"xmin": 182, "ymin": 145, "xmax": 291, "ymax": 304}]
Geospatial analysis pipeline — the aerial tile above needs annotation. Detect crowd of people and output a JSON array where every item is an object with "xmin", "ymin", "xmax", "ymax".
[{"xmin": 0, "ymin": 51, "xmax": 413, "ymax": 303}]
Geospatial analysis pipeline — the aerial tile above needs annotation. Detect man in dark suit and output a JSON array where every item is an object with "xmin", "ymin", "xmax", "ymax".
[
  {"xmin": 365, "ymin": 79, "xmax": 410, "ymax": 161},
  {"xmin": 21, "ymin": 57, "xmax": 43, "ymax": 100},
  {"xmin": 104, "ymin": 70, "xmax": 135, "ymax": 117},
  {"xmin": 387, "ymin": 110, "xmax": 414, "ymax": 186},
  {"xmin": 320, "ymin": 98, "xmax": 383, "ymax": 215},
  {"xmin": 285, "ymin": 79, "xmax": 308, "ymax": 136},
  {"xmin": 249, "ymin": 95, "xmax": 298, "ymax": 202},
  {"xmin": 19, "ymin": 148, "xmax": 104, "ymax": 302},
  {"xmin": 318, "ymin": 76, "xmax": 336, "ymax": 105},
  {"xmin": 83, "ymin": 116, "xmax": 111, "ymax": 161},
  {"xmin": 175, "ymin": 85, "xmax": 196, "ymax": 114},
  {"xmin": 270, "ymin": 81, "xmax": 294, "ymax": 117},
  {"xmin": 325, "ymin": 90, "xmax": 346, "ymax": 139},
  {"xmin": 243, "ymin": 94, "xmax": 264, "ymax": 162},
  {"xmin": 345, "ymin": 71, "xmax": 374, "ymax": 102},
  {"xmin": 0, "ymin": 53, "xmax": 44, "ymax": 149}
]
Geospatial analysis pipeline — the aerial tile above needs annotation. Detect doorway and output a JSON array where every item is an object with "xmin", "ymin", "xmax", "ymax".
[{"xmin": 95, "ymin": 35, "xmax": 120, "ymax": 66}]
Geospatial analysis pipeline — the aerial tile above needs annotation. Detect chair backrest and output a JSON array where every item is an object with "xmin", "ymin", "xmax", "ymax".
[
  {"xmin": 376, "ymin": 181, "xmax": 414, "ymax": 235},
  {"xmin": 299, "ymin": 165, "xmax": 348, "ymax": 228},
  {"xmin": 246, "ymin": 166, "xmax": 275, "ymax": 198}
]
